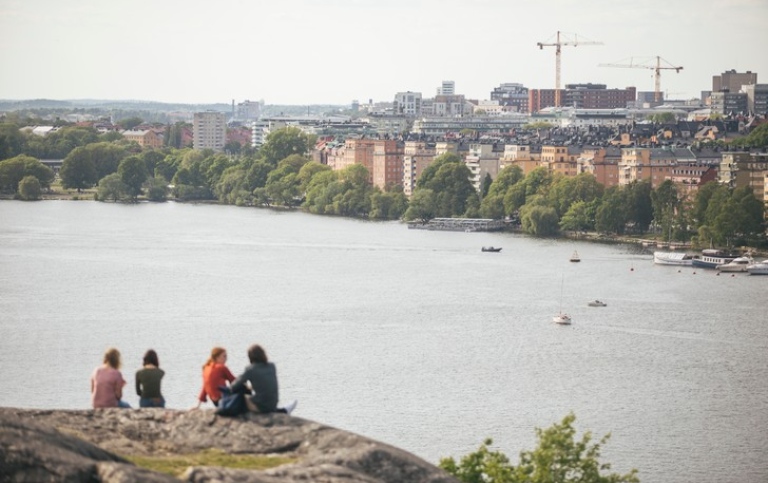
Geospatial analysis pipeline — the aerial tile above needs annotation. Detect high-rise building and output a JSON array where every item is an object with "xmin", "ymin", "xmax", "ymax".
[
  {"xmin": 490, "ymin": 83, "xmax": 529, "ymax": 113},
  {"xmin": 437, "ymin": 81, "xmax": 455, "ymax": 96},
  {"xmin": 742, "ymin": 84, "xmax": 768, "ymax": 114},
  {"xmin": 393, "ymin": 91, "xmax": 422, "ymax": 116},
  {"xmin": 193, "ymin": 111, "xmax": 226, "ymax": 151},
  {"xmin": 235, "ymin": 100, "xmax": 261, "ymax": 121},
  {"xmin": 712, "ymin": 69, "xmax": 757, "ymax": 93}
]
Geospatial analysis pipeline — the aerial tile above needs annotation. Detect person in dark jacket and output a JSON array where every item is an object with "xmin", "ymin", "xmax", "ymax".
[{"xmin": 230, "ymin": 344, "xmax": 297, "ymax": 414}]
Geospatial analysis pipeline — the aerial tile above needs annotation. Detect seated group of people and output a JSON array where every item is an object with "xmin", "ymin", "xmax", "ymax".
[{"xmin": 90, "ymin": 344, "xmax": 297, "ymax": 415}]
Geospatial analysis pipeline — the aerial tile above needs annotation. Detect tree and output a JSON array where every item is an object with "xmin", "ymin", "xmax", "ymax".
[
  {"xmin": 0, "ymin": 122, "xmax": 25, "ymax": 160},
  {"xmin": 145, "ymin": 175, "xmax": 169, "ymax": 202},
  {"xmin": 560, "ymin": 200, "xmax": 592, "ymax": 234},
  {"xmin": 416, "ymin": 153, "xmax": 478, "ymax": 218},
  {"xmin": 118, "ymin": 117, "xmax": 144, "ymax": 130},
  {"xmin": 0, "ymin": 155, "xmax": 55, "ymax": 193},
  {"xmin": 118, "ymin": 156, "xmax": 149, "ymax": 200},
  {"xmin": 404, "ymin": 189, "xmax": 437, "ymax": 223},
  {"xmin": 18, "ymin": 175, "xmax": 42, "ymax": 201},
  {"xmin": 259, "ymin": 127, "xmax": 316, "ymax": 167},
  {"xmin": 97, "ymin": 173, "xmax": 127, "ymax": 202},
  {"xmin": 595, "ymin": 187, "xmax": 629, "ymax": 235},
  {"xmin": 520, "ymin": 202, "xmax": 559, "ymax": 236},
  {"xmin": 439, "ymin": 413, "xmax": 639, "ymax": 483}
]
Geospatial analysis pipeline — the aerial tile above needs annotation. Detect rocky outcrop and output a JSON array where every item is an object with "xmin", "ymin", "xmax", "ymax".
[{"xmin": 0, "ymin": 408, "xmax": 457, "ymax": 483}]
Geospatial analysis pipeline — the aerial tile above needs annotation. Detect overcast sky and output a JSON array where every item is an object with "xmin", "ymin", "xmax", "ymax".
[{"xmin": 1, "ymin": 0, "xmax": 766, "ymax": 106}]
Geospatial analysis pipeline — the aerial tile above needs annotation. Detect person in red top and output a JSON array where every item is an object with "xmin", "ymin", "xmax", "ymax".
[{"xmin": 196, "ymin": 347, "xmax": 235, "ymax": 408}]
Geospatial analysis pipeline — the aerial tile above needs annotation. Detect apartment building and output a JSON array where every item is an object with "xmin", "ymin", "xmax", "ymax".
[
  {"xmin": 579, "ymin": 147, "xmax": 621, "ymax": 188},
  {"xmin": 529, "ymin": 85, "xmax": 636, "ymax": 112},
  {"xmin": 541, "ymin": 145, "xmax": 581, "ymax": 177},
  {"xmin": 712, "ymin": 69, "xmax": 757, "ymax": 93},
  {"xmin": 500, "ymin": 144, "xmax": 541, "ymax": 176},
  {"xmin": 403, "ymin": 141, "xmax": 436, "ymax": 197},
  {"xmin": 619, "ymin": 148, "xmax": 678, "ymax": 188},
  {"xmin": 193, "ymin": 111, "xmax": 226, "ymax": 151},
  {"xmin": 721, "ymin": 152, "xmax": 768, "ymax": 202},
  {"xmin": 742, "ymin": 84, "xmax": 768, "ymax": 115},
  {"xmin": 710, "ymin": 91, "xmax": 748, "ymax": 114},
  {"xmin": 393, "ymin": 91, "xmax": 422, "ymax": 117},
  {"xmin": 490, "ymin": 83, "xmax": 529, "ymax": 113},
  {"xmin": 372, "ymin": 140, "xmax": 404, "ymax": 191},
  {"xmin": 121, "ymin": 129, "xmax": 162, "ymax": 149},
  {"xmin": 464, "ymin": 143, "xmax": 503, "ymax": 192}
]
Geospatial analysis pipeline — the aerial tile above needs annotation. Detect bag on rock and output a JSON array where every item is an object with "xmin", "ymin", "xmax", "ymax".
[{"xmin": 215, "ymin": 386, "xmax": 247, "ymax": 417}]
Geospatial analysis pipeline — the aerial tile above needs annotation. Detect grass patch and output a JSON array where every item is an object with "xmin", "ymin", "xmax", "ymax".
[{"xmin": 123, "ymin": 448, "xmax": 295, "ymax": 477}]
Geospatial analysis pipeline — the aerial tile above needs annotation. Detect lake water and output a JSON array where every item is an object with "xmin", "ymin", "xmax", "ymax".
[{"xmin": 1, "ymin": 200, "xmax": 766, "ymax": 483}]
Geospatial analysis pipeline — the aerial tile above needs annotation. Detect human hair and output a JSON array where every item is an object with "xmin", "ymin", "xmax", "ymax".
[
  {"xmin": 143, "ymin": 349, "xmax": 159, "ymax": 367},
  {"xmin": 247, "ymin": 344, "xmax": 268, "ymax": 364},
  {"xmin": 103, "ymin": 348, "xmax": 121, "ymax": 369},
  {"xmin": 203, "ymin": 347, "xmax": 226, "ymax": 369}
]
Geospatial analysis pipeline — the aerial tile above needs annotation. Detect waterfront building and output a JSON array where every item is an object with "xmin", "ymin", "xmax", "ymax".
[
  {"xmin": 721, "ymin": 151, "xmax": 768, "ymax": 202},
  {"xmin": 193, "ymin": 111, "xmax": 226, "ymax": 151},
  {"xmin": 464, "ymin": 143, "xmax": 504, "ymax": 192},
  {"xmin": 403, "ymin": 141, "xmax": 436, "ymax": 198},
  {"xmin": 372, "ymin": 140, "xmax": 404, "ymax": 191}
]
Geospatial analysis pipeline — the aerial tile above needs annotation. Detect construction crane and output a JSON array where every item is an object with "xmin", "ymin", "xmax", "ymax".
[
  {"xmin": 537, "ymin": 31, "xmax": 603, "ymax": 107},
  {"xmin": 599, "ymin": 56, "xmax": 683, "ymax": 103}
]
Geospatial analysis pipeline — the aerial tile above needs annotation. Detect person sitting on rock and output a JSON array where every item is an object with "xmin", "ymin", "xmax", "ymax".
[
  {"xmin": 196, "ymin": 347, "xmax": 235, "ymax": 408},
  {"xmin": 91, "ymin": 347, "xmax": 130, "ymax": 409},
  {"xmin": 230, "ymin": 344, "xmax": 297, "ymax": 415},
  {"xmin": 135, "ymin": 349, "xmax": 165, "ymax": 408}
]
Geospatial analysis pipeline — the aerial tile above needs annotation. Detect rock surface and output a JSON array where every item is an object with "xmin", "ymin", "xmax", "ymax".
[{"xmin": 0, "ymin": 408, "xmax": 457, "ymax": 483}]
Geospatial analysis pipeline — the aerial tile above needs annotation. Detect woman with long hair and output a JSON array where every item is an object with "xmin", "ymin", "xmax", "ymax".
[
  {"xmin": 136, "ymin": 349, "xmax": 165, "ymax": 408},
  {"xmin": 91, "ymin": 347, "xmax": 130, "ymax": 408},
  {"xmin": 230, "ymin": 344, "xmax": 297, "ymax": 414},
  {"xmin": 196, "ymin": 346, "xmax": 235, "ymax": 408}
]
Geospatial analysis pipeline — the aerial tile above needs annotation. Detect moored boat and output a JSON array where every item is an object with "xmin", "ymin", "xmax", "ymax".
[
  {"xmin": 553, "ymin": 313, "xmax": 572, "ymax": 325},
  {"xmin": 716, "ymin": 256, "xmax": 753, "ymax": 272},
  {"xmin": 588, "ymin": 300, "xmax": 607, "ymax": 307},
  {"xmin": 481, "ymin": 246, "xmax": 502, "ymax": 252},
  {"xmin": 570, "ymin": 250, "xmax": 580, "ymax": 262},
  {"xmin": 654, "ymin": 251, "xmax": 694, "ymax": 266},
  {"xmin": 691, "ymin": 249, "xmax": 737, "ymax": 269},
  {"xmin": 746, "ymin": 260, "xmax": 768, "ymax": 275}
]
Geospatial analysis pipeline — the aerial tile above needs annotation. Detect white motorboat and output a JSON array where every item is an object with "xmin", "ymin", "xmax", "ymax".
[
  {"xmin": 716, "ymin": 256, "xmax": 753, "ymax": 272},
  {"xmin": 691, "ymin": 249, "xmax": 736, "ymax": 269},
  {"xmin": 553, "ymin": 313, "xmax": 572, "ymax": 325},
  {"xmin": 588, "ymin": 300, "xmax": 607, "ymax": 307},
  {"xmin": 653, "ymin": 251, "xmax": 694, "ymax": 266},
  {"xmin": 746, "ymin": 260, "xmax": 768, "ymax": 275}
]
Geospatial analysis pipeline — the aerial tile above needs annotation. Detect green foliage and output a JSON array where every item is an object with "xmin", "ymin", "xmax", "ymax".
[
  {"xmin": 520, "ymin": 201, "xmax": 559, "ymax": 236},
  {"xmin": 415, "ymin": 153, "xmax": 478, "ymax": 218},
  {"xmin": 439, "ymin": 413, "xmax": 639, "ymax": 483},
  {"xmin": 118, "ymin": 156, "xmax": 149, "ymax": 200},
  {"xmin": 145, "ymin": 175, "xmax": 169, "ymax": 202},
  {"xmin": 523, "ymin": 121, "xmax": 555, "ymax": 130},
  {"xmin": 0, "ymin": 122, "xmax": 25, "ymax": 159},
  {"xmin": 370, "ymin": 189, "xmax": 408, "ymax": 220},
  {"xmin": 403, "ymin": 189, "xmax": 437, "ymax": 223},
  {"xmin": 730, "ymin": 122, "xmax": 768, "ymax": 148},
  {"xmin": 119, "ymin": 117, "xmax": 144, "ymax": 130},
  {"xmin": 97, "ymin": 173, "xmax": 127, "ymax": 202},
  {"xmin": 124, "ymin": 448, "xmax": 294, "ymax": 477},
  {"xmin": 18, "ymin": 175, "xmax": 42, "ymax": 200},
  {"xmin": 259, "ymin": 127, "xmax": 316, "ymax": 167},
  {"xmin": 646, "ymin": 112, "xmax": 676, "ymax": 123},
  {"xmin": 0, "ymin": 155, "xmax": 54, "ymax": 192}
]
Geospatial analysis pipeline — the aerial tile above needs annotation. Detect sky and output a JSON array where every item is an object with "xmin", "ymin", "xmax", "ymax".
[{"xmin": 1, "ymin": 0, "xmax": 767, "ymax": 106}]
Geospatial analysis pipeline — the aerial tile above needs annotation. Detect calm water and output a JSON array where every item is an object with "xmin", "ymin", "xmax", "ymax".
[{"xmin": 1, "ymin": 201, "xmax": 766, "ymax": 483}]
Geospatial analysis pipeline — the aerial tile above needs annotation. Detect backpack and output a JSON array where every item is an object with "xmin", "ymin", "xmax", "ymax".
[{"xmin": 215, "ymin": 386, "xmax": 247, "ymax": 417}]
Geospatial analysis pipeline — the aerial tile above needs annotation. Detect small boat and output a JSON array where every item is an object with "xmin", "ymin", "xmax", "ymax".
[
  {"xmin": 553, "ymin": 313, "xmax": 572, "ymax": 325},
  {"xmin": 481, "ymin": 246, "xmax": 502, "ymax": 252},
  {"xmin": 588, "ymin": 300, "xmax": 607, "ymax": 307},
  {"xmin": 746, "ymin": 259, "xmax": 768, "ymax": 275},
  {"xmin": 654, "ymin": 251, "xmax": 694, "ymax": 266},
  {"xmin": 570, "ymin": 250, "xmax": 580, "ymax": 262},
  {"xmin": 716, "ymin": 256, "xmax": 753, "ymax": 272},
  {"xmin": 691, "ymin": 249, "xmax": 736, "ymax": 269}
]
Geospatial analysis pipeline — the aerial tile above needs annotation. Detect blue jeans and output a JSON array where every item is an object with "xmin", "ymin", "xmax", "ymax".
[
  {"xmin": 117, "ymin": 400, "xmax": 131, "ymax": 408},
  {"xmin": 139, "ymin": 397, "xmax": 165, "ymax": 408}
]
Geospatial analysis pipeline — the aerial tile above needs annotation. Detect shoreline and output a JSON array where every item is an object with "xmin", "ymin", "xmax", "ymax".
[{"xmin": 4, "ymin": 194, "xmax": 766, "ymax": 258}]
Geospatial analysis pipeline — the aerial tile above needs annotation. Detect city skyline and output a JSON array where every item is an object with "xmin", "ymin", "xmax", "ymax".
[{"xmin": 1, "ymin": 0, "xmax": 767, "ymax": 106}]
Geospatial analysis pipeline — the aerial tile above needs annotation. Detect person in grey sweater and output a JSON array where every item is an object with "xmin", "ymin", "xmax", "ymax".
[{"xmin": 230, "ymin": 344, "xmax": 297, "ymax": 414}]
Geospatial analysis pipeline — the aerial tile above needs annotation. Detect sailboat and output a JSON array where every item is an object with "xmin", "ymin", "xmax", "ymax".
[
  {"xmin": 553, "ymin": 275, "xmax": 572, "ymax": 325},
  {"xmin": 570, "ymin": 250, "xmax": 581, "ymax": 262}
]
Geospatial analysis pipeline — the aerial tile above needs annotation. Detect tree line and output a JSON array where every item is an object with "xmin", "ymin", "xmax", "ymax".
[{"xmin": 1, "ymin": 120, "xmax": 766, "ymax": 248}]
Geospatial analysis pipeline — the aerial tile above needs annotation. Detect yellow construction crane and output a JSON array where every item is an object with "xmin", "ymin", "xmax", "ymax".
[
  {"xmin": 537, "ymin": 31, "xmax": 603, "ymax": 107},
  {"xmin": 599, "ymin": 56, "xmax": 683, "ymax": 103}
]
